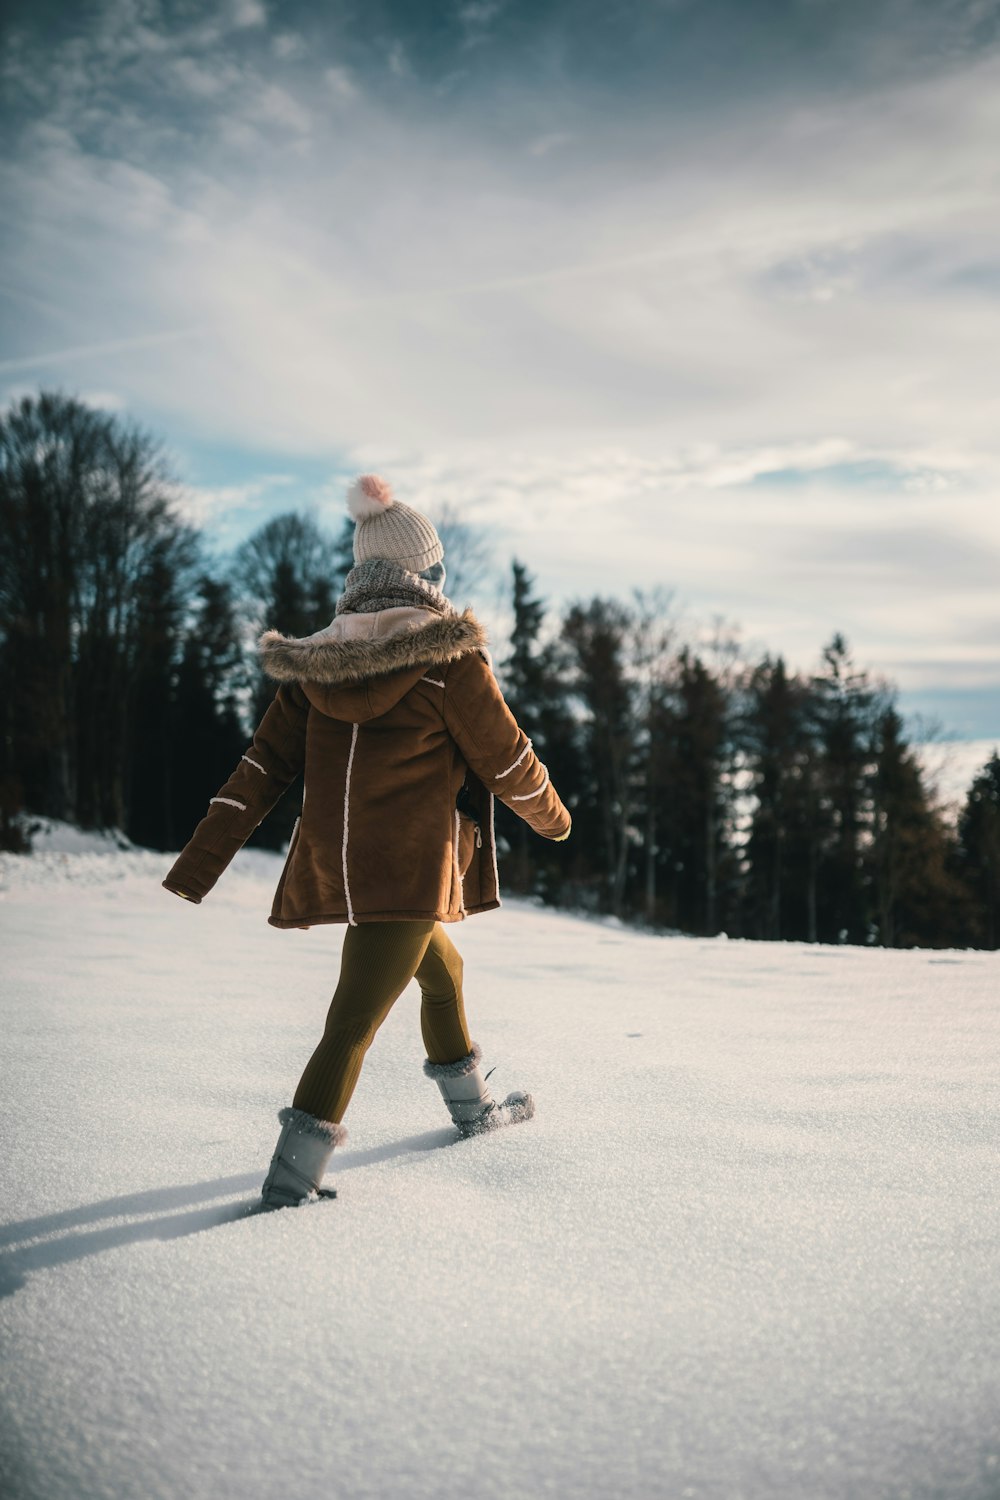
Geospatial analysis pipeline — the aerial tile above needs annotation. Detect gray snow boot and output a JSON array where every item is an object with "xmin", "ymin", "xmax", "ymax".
[
  {"xmin": 259, "ymin": 1107, "xmax": 347, "ymax": 1210},
  {"xmin": 424, "ymin": 1043, "xmax": 535, "ymax": 1138}
]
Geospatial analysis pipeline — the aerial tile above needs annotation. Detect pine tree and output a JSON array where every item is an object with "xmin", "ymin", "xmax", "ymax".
[
  {"xmin": 744, "ymin": 657, "xmax": 810, "ymax": 940},
  {"xmin": 670, "ymin": 651, "xmax": 732, "ymax": 935},
  {"xmin": 124, "ymin": 544, "xmax": 192, "ymax": 848},
  {"xmin": 230, "ymin": 511, "xmax": 341, "ymax": 849},
  {"xmin": 808, "ymin": 635, "xmax": 879, "ymax": 944},
  {"xmin": 504, "ymin": 561, "xmax": 549, "ymax": 729},
  {"xmin": 957, "ymin": 753, "xmax": 1000, "ymax": 948},
  {"xmin": 168, "ymin": 576, "xmax": 246, "ymax": 850},
  {"xmin": 560, "ymin": 598, "xmax": 635, "ymax": 917},
  {"xmin": 497, "ymin": 562, "xmax": 578, "ymax": 898},
  {"xmin": 870, "ymin": 706, "xmax": 965, "ymax": 947},
  {"xmin": 629, "ymin": 592, "xmax": 678, "ymax": 927},
  {"xmin": 328, "ymin": 515, "xmax": 356, "ymax": 599},
  {"xmin": 231, "ymin": 510, "xmax": 340, "ymax": 719}
]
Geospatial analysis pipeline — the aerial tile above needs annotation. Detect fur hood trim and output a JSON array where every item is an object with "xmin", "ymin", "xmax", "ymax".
[
  {"xmin": 423, "ymin": 1043, "xmax": 483, "ymax": 1080},
  {"xmin": 260, "ymin": 609, "xmax": 488, "ymax": 685},
  {"xmin": 277, "ymin": 1106, "xmax": 348, "ymax": 1146}
]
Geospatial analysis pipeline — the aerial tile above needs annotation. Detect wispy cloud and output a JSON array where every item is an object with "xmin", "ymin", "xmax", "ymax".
[
  {"xmin": 2, "ymin": 0, "xmax": 999, "ymax": 728},
  {"xmin": 0, "ymin": 327, "xmax": 208, "ymax": 376}
]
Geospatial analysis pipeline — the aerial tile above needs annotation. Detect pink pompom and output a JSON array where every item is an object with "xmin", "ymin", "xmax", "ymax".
[{"xmin": 347, "ymin": 473, "xmax": 394, "ymax": 519}]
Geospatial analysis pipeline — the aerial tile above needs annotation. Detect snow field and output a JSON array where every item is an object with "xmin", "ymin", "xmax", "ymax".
[{"xmin": 1, "ymin": 848, "xmax": 999, "ymax": 1500}]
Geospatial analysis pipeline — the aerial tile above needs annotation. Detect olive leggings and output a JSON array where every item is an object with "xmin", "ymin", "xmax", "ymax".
[{"xmin": 292, "ymin": 920, "xmax": 472, "ymax": 1125}]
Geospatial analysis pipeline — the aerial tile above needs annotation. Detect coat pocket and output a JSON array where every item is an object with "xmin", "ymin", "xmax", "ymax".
[{"xmin": 456, "ymin": 811, "xmax": 481, "ymax": 877}]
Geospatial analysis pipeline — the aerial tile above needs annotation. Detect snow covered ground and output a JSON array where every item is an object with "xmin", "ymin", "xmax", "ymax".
[{"xmin": 1, "ymin": 847, "xmax": 999, "ymax": 1500}]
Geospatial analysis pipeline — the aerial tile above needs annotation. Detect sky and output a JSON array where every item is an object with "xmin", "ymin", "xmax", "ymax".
[{"xmin": 1, "ymin": 0, "xmax": 999, "ymax": 737}]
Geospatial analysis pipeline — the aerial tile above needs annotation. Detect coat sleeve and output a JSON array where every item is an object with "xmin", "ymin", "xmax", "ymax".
[
  {"xmin": 442, "ymin": 651, "xmax": 571, "ymax": 840},
  {"xmin": 162, "ymin": 684, "xmax": 309, "ymax": 903}
]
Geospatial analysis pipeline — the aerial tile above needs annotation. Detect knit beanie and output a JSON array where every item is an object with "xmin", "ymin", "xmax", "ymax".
[{"xmin": 346, "ymin": 474, "xmax": 444, "ymax": 572}]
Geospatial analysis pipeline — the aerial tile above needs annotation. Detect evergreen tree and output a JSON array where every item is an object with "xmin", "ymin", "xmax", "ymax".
[
  {"xmin": 560, "ymin": 598, "xmax": 635, "ymax": 916},
  {"xmin": 957, "ymin": 753, "xmax": 1000, "ymax": 948},
  {"xmin": 669, "ymin": 651, "xmax": 732, "ymax": 935},
  {"xmin": 629, "ymin": 593, "xmax": 679, "ymax": 927},
  {"xmin": 808, "ymin": 635, "xmax": 878, "ymax": 943},
  {"xmin": 168, "ymin": 576, "xmax": 246, "ymax": 849},
  {"xmin": 870, "ymin": 706, "xmax": 965, "ymax": 947},
  {"xmin": 331, "ymin": 516, "xmax": 356, "ymax": 597},
  {"xmin": 124, "ymin": 540, "xmax": 195, "ymax": 848},
  {"xmin": 230, "ymin": 511, "xmax": 341, "ymax": 849},
  {"xmin": 497, "ymin": 562, "xmax": 578, "ymax": 898},
  {"xmin": 503, "ymin": 561, "xmax": 549, "ymax": 729},
  {"xmin": 231, "ymin": 510, "xmax": 340, "ymax": 718},
  {"xmin": 744, "ymin": 657, "xmax": 806, "ymax": 940}
]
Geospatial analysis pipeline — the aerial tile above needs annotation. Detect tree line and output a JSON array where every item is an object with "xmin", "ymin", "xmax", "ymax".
[{"xmin": 2, "ymin": 392, "xmax": 997, "ymax": 949}]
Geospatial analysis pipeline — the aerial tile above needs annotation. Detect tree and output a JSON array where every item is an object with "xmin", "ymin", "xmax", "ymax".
[
  {"xmin": 232, "ymin": 511, "xmax": 340, "ymax": 639},
  {"xmin": 497, "ymin": 561, "xmax": 578, "ymax": 896},
  {"xmin": 670, "ymin": 651, "xmax": 733, "ymax": 935},
  {"xmin": 231, "ymin": 510, "xmax": 341, "ymax": 719},
  {"xmin": 743, "ymin": 656, "xmax": 810, "ymax": 940},
  {"xmin": 230, "ymin": 511, "xmax": 342, "ymax": 848},
  {"xmin": 957, "ymin": 752, "xmax": 1000, "ymax": 948},
  {"xmin": 0, "ymin": 391, "xmax": 195, "ymax": 840},
  {"xmin": 331, "ymin": 515, "xmax": 356, "ymax": 598},
  {"xmin": 429, "ymin": 502, "xmax": 494, "ymax": 604},
  {"xmin": 561, "ymin": 598, "xmax": 635, "ymax": 917},
  {"xmin": 0, "ymin": 392, "xmax": 109, "ymax": 821},
  {"xmin": 167, "ymin": 576, "xmax": 246, "ymax": 850},
  {"xmin": 808, "ymin": 635, "xmax": 880, "ymax": 944},
  {"xmin": 629, "ymin": 591, "xmax": 678, "ymax": 926},
  {"xmin": 869, "ymin": 706, "xmax": 965, "ymax": 947}
]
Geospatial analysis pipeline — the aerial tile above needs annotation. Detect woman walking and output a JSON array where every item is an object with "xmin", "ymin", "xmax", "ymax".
[{"xmin": 164, "ymin": 474, "xmax": 571, "ymax": 1209}]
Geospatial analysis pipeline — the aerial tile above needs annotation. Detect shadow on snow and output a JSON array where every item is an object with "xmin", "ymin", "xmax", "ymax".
[{"xmin": 0, "ymin": 1127, "xmax": 456, "ymax": 1297}]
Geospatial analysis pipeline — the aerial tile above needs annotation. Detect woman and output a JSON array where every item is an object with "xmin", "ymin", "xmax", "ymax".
[{"xmin": 164, "ymin": 474, "xmax": 571, "ymax": 1209}]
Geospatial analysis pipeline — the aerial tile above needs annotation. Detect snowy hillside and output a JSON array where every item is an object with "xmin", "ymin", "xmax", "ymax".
[{"xmin": 1, "ymin": 848, "xmax": 999, "ymax": 1500}]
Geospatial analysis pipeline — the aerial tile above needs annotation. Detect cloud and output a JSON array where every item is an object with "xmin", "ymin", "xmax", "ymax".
[
  {"xmin": 273, "ymin": 32, "xmax": 306, "ymax": 62},
  {"xmin": 386, "ymin": 40, "xmax": 411, "ymax": 78},
  {"xmin": 173, "ymin": 473, "xmax": 296, "ymax": 531},
  {"xmin": 0, "ymin": 328, "xmax": 208, "ymax": 376},
  {"xmin": 3, "ymin": 1, "xmax": 1000, "ymax": 728},
  {"xmin": 458, "ymin": 2, "xmax": 503, "ymax": 23},
  {"xmin": 80, "ymin": 389, "xmax": 127, "ymax": 411},
  {"xmin": 527, "ymin": 131, "xmax": 573, "ymax": 157},
  {"xmin": 229, "ymin": 0, "xmax": 267, "ymax": 29},
  {"xmin": 324, "ymin": 65, "xmax": 359, "ymax": 101}
]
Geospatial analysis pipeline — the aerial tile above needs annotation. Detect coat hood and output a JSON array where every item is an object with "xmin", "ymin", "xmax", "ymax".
[{"xmin": 258, "ymin": 607, "xmax": 488, "ymax": 723}]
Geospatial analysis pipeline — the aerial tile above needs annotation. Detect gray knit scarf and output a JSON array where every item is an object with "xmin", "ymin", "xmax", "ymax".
[{"xmin": 336, "ymin": 559, "xmax": 452, "ymax": 617}]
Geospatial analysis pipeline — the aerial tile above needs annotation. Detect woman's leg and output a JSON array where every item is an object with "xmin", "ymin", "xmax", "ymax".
[
  {"xmin": 293, "ymin": 920, "xmax": 436, "ymax": 1123},
  {"xmin": 418, "ymin": 927, "xmax": 533, "ymax": 1134},
  {"xmin": 416, "ymin": 923, "xmax": 472, "ymax": 1064}
]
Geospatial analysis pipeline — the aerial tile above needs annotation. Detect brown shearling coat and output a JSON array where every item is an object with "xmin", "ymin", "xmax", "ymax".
[{"xmin": 163, "ymin": 607, "xmax": 570, "ymax": 927}]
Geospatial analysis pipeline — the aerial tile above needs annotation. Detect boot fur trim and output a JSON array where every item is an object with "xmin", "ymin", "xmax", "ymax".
[
  {"xmin": 423, "ymin": 1043, "xmax": 483, "ymax": 1080},
  {"xmin": 277, "ymin": 1106, "xmax": 348, "ymax": 1146}
]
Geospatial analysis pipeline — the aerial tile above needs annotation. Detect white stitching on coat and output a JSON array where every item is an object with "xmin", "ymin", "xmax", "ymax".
[
  {"xmin": 342, "ymin": 724, "xmax": 359, "ymax": 926},
  {"xmin": 453, "ymin": 808, "xmax": 467, "ymax": 916},
  {"xmin": 495, "ymin": 739, "xmax": 532, "ymax": 780},
  {"xmin": 488, "ymin": 792, "xmax": 500, "ymax": 902},
  {"xmin": 510, "ymin": 771, "xmax": 550, "ymax": 802},
  {"xmin": 210, "ymin": 796, "xmax": 247, "ymax": 811},
  {"xmin": 420, "ymin": 676, "xmax": 445, "ymax": 688},
  {"xmin": 241, "ymin": 754, "xmax": 266, "ymax": 773}
]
